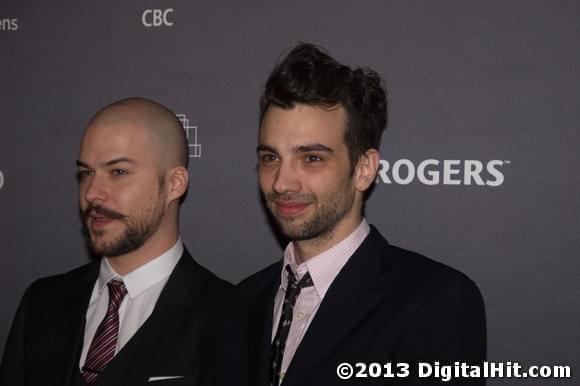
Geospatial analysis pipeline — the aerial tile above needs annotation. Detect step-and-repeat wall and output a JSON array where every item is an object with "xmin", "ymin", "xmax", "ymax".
[{"xmin": 1, "ymin": 1, "xmax": 578, "ymax": 384}]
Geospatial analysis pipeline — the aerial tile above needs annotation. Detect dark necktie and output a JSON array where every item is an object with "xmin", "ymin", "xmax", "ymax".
[
  {"xmin": 270, "ymin": 265, "xmax": 314, "ymax": 386},
  {"xmin": 82, "ymin": 279, "xmax": 128, "ymax": 384}
]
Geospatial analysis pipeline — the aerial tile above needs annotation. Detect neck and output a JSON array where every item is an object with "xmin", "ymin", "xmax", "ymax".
[{"xmin": 293, "ymin": 212, "xmax": 362, "ymax": 264}]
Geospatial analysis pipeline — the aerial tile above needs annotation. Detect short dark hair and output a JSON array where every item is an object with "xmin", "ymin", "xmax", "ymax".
[{"xmin": 260, "ymin": 43, "xmax": 387, "ymax": 171}]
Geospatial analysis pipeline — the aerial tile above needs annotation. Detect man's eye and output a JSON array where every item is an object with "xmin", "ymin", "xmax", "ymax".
[
  {"xmin": 305, "ymin": 155, "xmax": 322, "ymax": 163},
  {"xmin": 112, "ymin": 169, "xmax": 128, "ymax": 176},
  {"xmin": 76, "ymin": 170, "xmax": 93, "ymax": 180},
  {"xmin": 260, "ymin": 154, "xmax": 278, "ymax": 163}
]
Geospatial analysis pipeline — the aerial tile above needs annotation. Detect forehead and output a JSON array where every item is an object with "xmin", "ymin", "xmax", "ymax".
[
  {"xmin": 259, "ymin": 104, "xmax": 347, "ymax": 149},
  {"xmin": 79, "ymin": 118, "xmax": 156, "ymax": 164}
]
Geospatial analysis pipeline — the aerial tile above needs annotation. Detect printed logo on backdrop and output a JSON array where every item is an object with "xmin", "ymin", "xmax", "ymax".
[
  {"xmin": 176, "ymin": 114, "xmax": 201, "ymax": 158},
  {"xmin": 0, "ymin": 170, "xmax": 5, "ymax": 190},
  {"xmin": 0, "ymin": 18, "xmax": 18, "ymax": 31},
  {"xmin": 376, "ymin": 159, "xmax": 510, "ymax": 187},
  {"xmin": 142, "ymin": 9, "xmax": 173, "ymax": 27}
]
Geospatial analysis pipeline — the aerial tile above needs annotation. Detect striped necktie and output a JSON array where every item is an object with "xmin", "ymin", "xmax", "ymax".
[{"xmin": 82, "ymin": 279, "xmax": 127, "ymax": 384}]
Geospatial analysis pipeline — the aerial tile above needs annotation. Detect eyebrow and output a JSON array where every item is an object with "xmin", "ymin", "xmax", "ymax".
[
  {"xmin": 76, "ymin": 157, "xmax": 137, "ymax": 168},
  {"xmin": 295, "ymin": 144, "xmax": 333, "ymax": 153},
  {"xmin": 256, "ymin": 144, "xmax": 276, "ymax": 153},
  {"xmin": 256, "ymin": 143, "xmax": 334, "ymax": 154}
]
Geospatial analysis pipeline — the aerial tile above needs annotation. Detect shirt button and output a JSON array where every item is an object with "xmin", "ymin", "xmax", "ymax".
[{"xmin": 296, "ymin": 311, "xmax": 305, "ymax": 320}]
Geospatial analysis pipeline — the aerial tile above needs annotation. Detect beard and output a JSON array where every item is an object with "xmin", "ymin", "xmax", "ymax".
[
  {"xmin": 82, "ymin": 202, "xmax": 165, "ymax": 258},
  {"xmin": 266, "ymin": 178, "xmax": 355, "ymax": 242}
]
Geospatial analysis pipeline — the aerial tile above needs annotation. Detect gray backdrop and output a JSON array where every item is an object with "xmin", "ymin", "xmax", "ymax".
[{"xmin": 1, "ymin": 1, "xmax": 578, "ymax": 384}]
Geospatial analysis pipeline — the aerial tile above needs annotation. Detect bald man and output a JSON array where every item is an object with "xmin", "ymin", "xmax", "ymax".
[{"xmin": 0, "ymin": 98, "xmax": 231, "ymax": 386}]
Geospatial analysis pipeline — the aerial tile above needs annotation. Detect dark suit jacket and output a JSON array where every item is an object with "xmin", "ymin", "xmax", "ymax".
[
  {"xmin": 0, "ymin": 249, "xmax": 232, "ymax": 386},
  {"xmin": 214, "ymin": 226, "xmax": 486, "ymax": 386}
]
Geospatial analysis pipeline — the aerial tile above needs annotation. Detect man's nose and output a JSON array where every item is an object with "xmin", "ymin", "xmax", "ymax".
[
  {"xmin": 272, "ymin": 161, "xmax": 301, "ymax": 194},
  {"xmin": 83, "ymin": 174, "xmax": 108, "ymax": 204}
]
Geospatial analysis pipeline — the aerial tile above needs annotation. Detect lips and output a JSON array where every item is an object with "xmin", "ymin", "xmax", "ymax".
[
  {"xmin": 273, "ymin": 201, "xmax": 311, "ymax": 217},
  {"xmin": 89, "ymin": 213, "xmax": 116, "ymax": 228},
  {"xmin": 83, "ymin": 204, "xmax": 126, "ymax": 228}
]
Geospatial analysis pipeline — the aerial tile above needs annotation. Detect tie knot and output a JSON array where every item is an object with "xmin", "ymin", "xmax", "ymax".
[
  {"xmin": 285, "ymin": 265, "xmax": 313, "ymax": 290},
  {"xmin": 107, "ymin": 279, "xmax": 127, "ymax": 308}
]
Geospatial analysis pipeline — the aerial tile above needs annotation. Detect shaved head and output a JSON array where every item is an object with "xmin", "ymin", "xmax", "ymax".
[
  {"xmin": 85, "ymin": 97, "xmax": 188, "ymax": 170},
  {"xmin": 78, "ymin": 97, "xmax": 190, "ymax": 268}
]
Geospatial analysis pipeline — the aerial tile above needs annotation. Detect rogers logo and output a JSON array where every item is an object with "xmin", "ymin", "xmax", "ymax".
[{"xmin": 376, "ymin": 159, "xmax": 509, "ymax": 187}]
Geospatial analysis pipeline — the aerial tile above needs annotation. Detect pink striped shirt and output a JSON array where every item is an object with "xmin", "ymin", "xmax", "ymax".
[{"xmin": 271, "ymin": 219, "xmax": 370, "ymax": 383}]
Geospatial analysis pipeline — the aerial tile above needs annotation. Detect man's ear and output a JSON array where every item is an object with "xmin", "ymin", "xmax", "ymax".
[
  {"xmin": 354, "ymin": 149, "xmax": 380, "ymax": 192},
  {"xmin": 165, "ymin": 166, "xmax": 189, "ymax": 203}
]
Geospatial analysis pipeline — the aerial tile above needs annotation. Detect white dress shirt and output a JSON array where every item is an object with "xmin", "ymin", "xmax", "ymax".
[
  {"xmin": 272, "ymin": 220, "xmax": 370, "ymax": 382},
  {"xmin": 79, "ymin": 239, "xmax": 183, "ymax": 370}
]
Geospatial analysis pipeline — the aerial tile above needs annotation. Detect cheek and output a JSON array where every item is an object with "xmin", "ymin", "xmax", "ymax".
[
  {"xmin": 312, "ymin": 172, "xmax": 353, "ymax": 196},
  {"xmin": 111, "ymin": 186, "xmax": 148, "ymax": 212},
  {"xmin": 78, "ymin": 187, "xmax": 85, "ymax": 203},
  {"xmin": 78, "ymin": 185, "xmax": 90, "ymax": 207},
  {"xmin": 258, "ymin": 169, "xmax": 273, "ymax": 191}
]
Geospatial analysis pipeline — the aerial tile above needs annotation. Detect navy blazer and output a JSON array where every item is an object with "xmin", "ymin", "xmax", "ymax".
[
  {"xmin": 0, "ymin": 249, "xmax": 232, "ymax": 386},
  {"xmin": 214, "ymin": 226, "xmax": 486, "ymax": 386}
]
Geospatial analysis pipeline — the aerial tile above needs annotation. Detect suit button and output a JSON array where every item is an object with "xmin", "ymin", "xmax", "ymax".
[{"xmin": 296, "ymin": 311, "xmax": 305, "ymax": 320}]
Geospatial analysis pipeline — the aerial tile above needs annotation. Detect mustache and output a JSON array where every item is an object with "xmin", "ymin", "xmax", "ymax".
[
  {"xmin": 83, "ymin": 204, "xmax": 126, "ymax": 221},
  {"xmin": 266, "ymin": 192, "xmax": 315, "ymax": 202}
]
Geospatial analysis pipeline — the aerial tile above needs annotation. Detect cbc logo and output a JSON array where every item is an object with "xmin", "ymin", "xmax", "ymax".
[
  {"xmin": 0, "ymin": 170, "xmax": 4, "ymax": 190},
  {"xmin": 142, "ymin": 9, "xmax": 174, "ymax": 27}
]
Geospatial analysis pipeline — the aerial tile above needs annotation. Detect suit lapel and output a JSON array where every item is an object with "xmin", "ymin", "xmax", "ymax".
[
  {"xmin": 247, "ymin": 265, "xmax": 280, "ymax": 386},
  {"xmin": 122, "ymin": 249, "xmax": 206, "ymax": 383},
  {"xmin": 39, "ymin": 263, "xmax": 99, "ymax": 385},
  {"xmin": 282, "ymin": 228, "xmax": 392, "ymax": 386}
]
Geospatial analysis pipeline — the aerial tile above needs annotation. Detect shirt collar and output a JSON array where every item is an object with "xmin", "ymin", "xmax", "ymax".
[
  {"xmin": 96, "ymin": 238, "xmax": 183, "ymax": 299},
  {"xmin": 281, "ymin": 219, "xmax": 370, "ymax": 300}
]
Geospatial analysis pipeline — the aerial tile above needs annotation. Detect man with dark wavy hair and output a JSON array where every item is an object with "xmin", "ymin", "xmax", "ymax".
[{"xmin": 214, "ymin": 43, "xmax": 486, "ymax": 386}]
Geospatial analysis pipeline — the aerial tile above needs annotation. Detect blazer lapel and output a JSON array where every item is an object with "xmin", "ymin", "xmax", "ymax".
[
  {"xmin": 37, "ymin": 263, "xmax": 99, "ymax": 385},
  {"xmin": 121, "ymin": 250, "xmax": 203, "ymax": 383},
  {"xmin": 282, "ymin": 229, "xmax": 392, "ymax": 386},
  {"xmin": 247, "ymin": 265, "xmax": 280, "ymax": 386}
]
